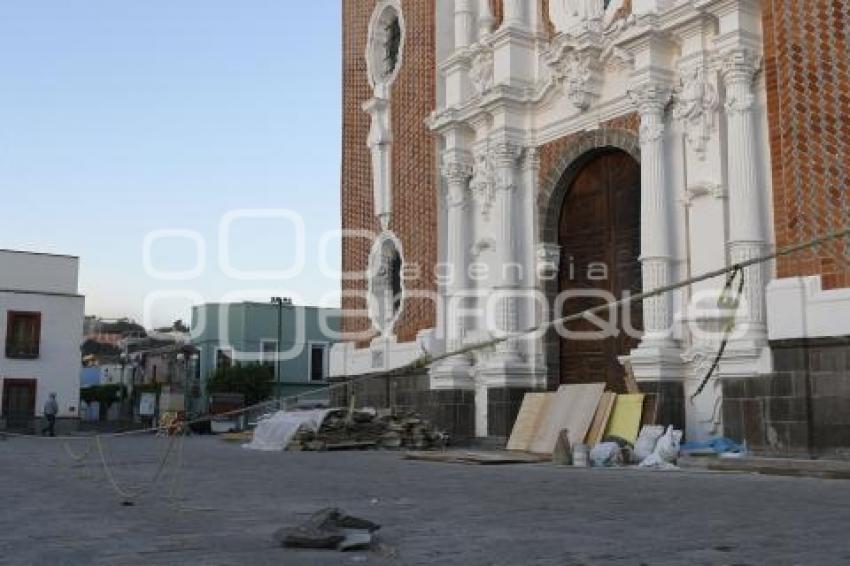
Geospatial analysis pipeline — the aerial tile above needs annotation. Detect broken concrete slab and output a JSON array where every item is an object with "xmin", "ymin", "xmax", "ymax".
[
  {"xmin": 338, "ymin": 531, "xmax": 373, "ymax": 552},
  {"xmin": 274, "ymin": 526, "xmax": 345, "ymax": 550},
  {"xmin": 274, "ymin": 507, "xmax": 380, "ymax": 551}
]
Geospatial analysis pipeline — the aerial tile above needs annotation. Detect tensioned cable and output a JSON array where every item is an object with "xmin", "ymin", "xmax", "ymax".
[{"xmin": 3, "ymin": 226, "xmax": 848, "ymax": 443}]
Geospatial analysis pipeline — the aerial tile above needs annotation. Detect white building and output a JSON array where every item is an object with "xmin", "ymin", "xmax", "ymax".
[{"xmin": 0, "ymin": 250, "xmax": 85, "ymax": 431}]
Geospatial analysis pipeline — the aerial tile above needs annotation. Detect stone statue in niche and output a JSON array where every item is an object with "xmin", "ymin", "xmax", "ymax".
[
  {"xmin": 370, "ymin": 238, "xmax": 403, "ymax": 336},
  {"xmin": 549, "ymin": 0, "xmax": 605, "ymax": 34}
]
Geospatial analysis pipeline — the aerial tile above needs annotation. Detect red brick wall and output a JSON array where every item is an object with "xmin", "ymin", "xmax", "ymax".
[
  {"xmin": 763, "ymin": 0, "xmax": 850, "ymax": 289},
  {"xmin": 341, "ymin": 0, "xmax": 438, "ymax": 345},
  {"xmin": 538, "ymin": 113, "xmax": 640, "ymax": 186}
]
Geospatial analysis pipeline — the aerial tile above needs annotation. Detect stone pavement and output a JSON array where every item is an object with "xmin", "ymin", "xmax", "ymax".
[{"xmin": 1, "ymin": 435, "xmax": 849, "ymax": 565}]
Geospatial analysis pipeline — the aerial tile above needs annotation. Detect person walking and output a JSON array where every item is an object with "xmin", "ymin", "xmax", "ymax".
[{"xmin": 41, "ymin": 393, "xmax": 58, "ymax": 437}]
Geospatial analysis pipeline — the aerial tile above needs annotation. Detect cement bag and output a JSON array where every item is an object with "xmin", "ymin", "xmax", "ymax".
[
  {"xmin": 590, "ymin": 442, "xmax": 623, "ymax": 467},
  {"xmin": 633, "ymin": 425, "xmax": 665, "ymax": 463},
  {"xmin": 244, "ymin": 409, "xmax": 332, "ymax": 452},
  {"xmin": 639, "ymin": 426, "xmax": 682, "ymax": 469}
]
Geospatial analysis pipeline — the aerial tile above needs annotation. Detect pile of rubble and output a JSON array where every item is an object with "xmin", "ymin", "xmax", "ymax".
[{"xmin": 288, "ymin": 408, "xmax": 447, "ymax": 452}]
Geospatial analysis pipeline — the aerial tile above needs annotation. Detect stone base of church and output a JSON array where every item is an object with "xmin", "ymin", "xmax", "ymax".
[
  {"xmin": 721, "ymin": 337, "xmax": 850, "ymax": 458},
  {"xmin": 486, "ymin": 386, "xmax": 539, "ymax": 440}
]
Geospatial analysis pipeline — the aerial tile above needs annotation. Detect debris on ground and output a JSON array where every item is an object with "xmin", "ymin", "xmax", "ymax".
[
  {"xmin": 273, "ymin": 508, "xmax": 381, "ymax": 552},
  {"xmin": 289, "ymin": 409, "xmax": 447, "ymax": 452},
  {"xmin": 242, "ymin": 407, "xmax": 447, "ymax": 452}
]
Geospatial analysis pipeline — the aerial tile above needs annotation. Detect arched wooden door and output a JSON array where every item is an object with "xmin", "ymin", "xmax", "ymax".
[{"xmin": 557, "ymin": 149, "xmax": 642, "ymax": 391}]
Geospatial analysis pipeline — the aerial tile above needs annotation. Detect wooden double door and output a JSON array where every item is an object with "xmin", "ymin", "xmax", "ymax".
[
  {"xmin": 557, "ymin": 150, "xmax": 642, "ymax": 391},
  {"xmin": 2, "ymin": 379, "xmax": 37, "ymax": 429}
]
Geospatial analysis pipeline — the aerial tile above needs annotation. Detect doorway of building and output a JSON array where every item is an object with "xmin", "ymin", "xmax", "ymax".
[
  {"xmin": 2, "ymin": 379, "xmax": 37, "ymax": 429},
  {"xmin": 557, "ymin": 149, "xmax": 642, "ymax": 391}
]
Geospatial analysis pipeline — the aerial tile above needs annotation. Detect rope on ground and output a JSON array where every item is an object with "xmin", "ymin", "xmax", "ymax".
[{"xmin": 96, "ymin": 435, "xmax": 139, "ymax": 502}]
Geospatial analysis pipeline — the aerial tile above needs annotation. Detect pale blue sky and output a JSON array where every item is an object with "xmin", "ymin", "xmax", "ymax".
[{"xmin": 0, "ymin": 1, "xmax": 343, "ymax": 328}]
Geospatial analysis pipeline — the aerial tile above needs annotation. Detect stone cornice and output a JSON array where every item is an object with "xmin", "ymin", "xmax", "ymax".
[{"xmin": 430, "ymin": 0, "xmax": 757, "ymax": 150}]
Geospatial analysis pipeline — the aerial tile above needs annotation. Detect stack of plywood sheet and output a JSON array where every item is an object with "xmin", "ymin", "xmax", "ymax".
[
  {"xmin": 506, "ymin": 393, "xmax": 554, "ymax": 451},
  {"xmin": 584, "ymin": 392, "xmax": 617, "ymax": 447},
  {"xmin": 507, "ymin": 386, "xmax": 664, "ymax": 458},
  {"xmin": 603, "ymin": 394, "xmax": 645, "ymax": 445},
  {"xmin": 527, "ymin": 384, "xmax": 606, "ymax": 455}
]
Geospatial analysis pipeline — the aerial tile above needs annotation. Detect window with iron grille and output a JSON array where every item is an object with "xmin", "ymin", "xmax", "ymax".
[{"xmin": 5, "ymin": 311, "xmax": 41, "ymax": 359}]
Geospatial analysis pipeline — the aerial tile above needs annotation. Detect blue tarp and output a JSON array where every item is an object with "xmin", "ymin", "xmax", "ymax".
[{"xmin": 681, "ymin": 437, "xmax": 744, "ymax": 454}]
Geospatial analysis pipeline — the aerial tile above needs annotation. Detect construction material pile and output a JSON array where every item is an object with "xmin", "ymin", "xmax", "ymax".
[
  {"xmin": 288, "ymin": 408, "xmax": 447, "ymax": 452},
  {"xmin": 506, "ymin": 368, "xmax": 683, "ymax": 468}
]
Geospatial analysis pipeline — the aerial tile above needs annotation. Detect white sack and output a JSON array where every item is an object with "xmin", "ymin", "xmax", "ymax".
[
  {"xmin": 243, "ymin": 409, "xmax": 333, "ymax": 452},
  {"xmin": 590, "ymin": 442, "xmax": 623, "ymax": 467},
  {"xmin": 633, "ymin": 425, "xmax": 665, "ymax": 463},
  {"xmin": 639, "ymin": 425, "xmax": 682, "ymax": 469}
]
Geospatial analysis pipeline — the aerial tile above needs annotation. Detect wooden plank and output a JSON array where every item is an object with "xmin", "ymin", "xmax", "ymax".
[
  {"xmin": 641, "ymin": 394, "xmax": 659, "ymax": 427},
  {"xmin": 404, "ymin": 451, "xmax": 547, "ymax": 465},
  {"xmin": 623, "ymin": 361, "xmax": 640, "ymax": 394},
  {"xmin": 529, "ymin": 383, "xmax": 606, "ymax": 455},
  {"xmin": 584, "ymin": 392, "xmax": 617, "ymax": 447},
  {"xmin": 604, "ymin": 394, "xmax": 645, "ymax": 444},
  {"xmin": 506, "ymin": 393, "xmax": 554, "ymax": 452}
]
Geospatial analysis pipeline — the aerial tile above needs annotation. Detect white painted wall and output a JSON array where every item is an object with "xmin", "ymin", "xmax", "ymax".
[
  {"xmin": 0, "ymin": 252, "xmax": 84, "ymax": 419},
  {"xmin": 0, "ymin": 250, "xmax": 79, "ymax": 294},
  {"xmin": 767, "ymin": 276, "xmax": 850, "ymax": 340}
]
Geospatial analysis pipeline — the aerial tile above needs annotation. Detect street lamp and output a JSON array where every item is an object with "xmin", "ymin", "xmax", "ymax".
[{"xmin": 271, "ymin": 297, "xmax": 284, "ymax": 401}]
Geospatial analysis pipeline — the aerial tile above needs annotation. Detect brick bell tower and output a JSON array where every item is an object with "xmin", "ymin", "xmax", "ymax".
[
  {"xmin": 333, "ymin": 1, "xmax": 476, "ymax": 436},
  {"xmin": 338, "ymin": 0, "xmax": 438, "ymax": 346}
]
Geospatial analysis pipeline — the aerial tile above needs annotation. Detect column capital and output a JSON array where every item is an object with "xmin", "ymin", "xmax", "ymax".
[
  {"xmin": 628, "ymin": 82, "xmax": 673, "ymax": 116},
  {"xmin": 441, "ymin": 149, "xmax": 474, "ymax": 183},
  {"xmin": 490, "ymin": 141, "xmax": 523, "ymax": 167},
  {"xmin": 719, "ymin": 47, "xmax": 762, "ymax": 86},
  {"xmin": 521, "ymin": 146, "xmax": 540, "ymax": 172}
]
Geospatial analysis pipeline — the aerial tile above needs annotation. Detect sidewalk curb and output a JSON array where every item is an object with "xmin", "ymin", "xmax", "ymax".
[{"xmin": 680, "ymin": 455, "xmax": 850, "ymax": 480}]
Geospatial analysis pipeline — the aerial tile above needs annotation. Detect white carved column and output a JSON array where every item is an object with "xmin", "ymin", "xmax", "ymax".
[
  {"xmin": 432, "ymin": 149, "xmax": 474, "ymax": 386},
  {"xmin": 502, "ymin": 0, "xmax": 525, "ymax": 28},
  {"xmin": 478, "ymin": 0, "xmax": 495, "ymax": 38},
  {"xmin": 491, "ymin": 0, "xmax": 535, "ymax": 87},
  {"xmin": 721, "ymin": 48, "xmax": 767, "ymax": 343},
  {"xmin": 491, "ymin": 141, "xmax": 523, "ymax": 363},
  {"xmin": 455, "ymin": 0, "xmax": 476, "ymax": 49},
  {"xmin": 630, "ymin": 83, "xmax": 676, "ymax": 348}
]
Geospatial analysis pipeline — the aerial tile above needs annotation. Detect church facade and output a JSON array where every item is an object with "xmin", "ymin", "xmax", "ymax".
[{"xmin": 331, "ymin": 0, "xmax": 850, "ymax": 453}]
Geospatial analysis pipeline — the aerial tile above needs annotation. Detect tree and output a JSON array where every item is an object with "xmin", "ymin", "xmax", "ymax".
[
  {"xmin": 206, "ymin": 364, "xmax": 274, "ymax": 407},
  {"xmin": 155, "ymin": 319, "xmax": 190, "ymax": 334},
  {"xmin": 80, "ymin": 384, "xmax": 126, "ymax": 420},
  {"xmin": 81, "ymin": 339, "xmax": 121, "ymax": 358}
]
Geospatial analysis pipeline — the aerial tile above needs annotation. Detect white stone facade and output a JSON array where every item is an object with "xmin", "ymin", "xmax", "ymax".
[{"xmin": 331, "ymin": 0, "xmax": 847, "ymax": 441}]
